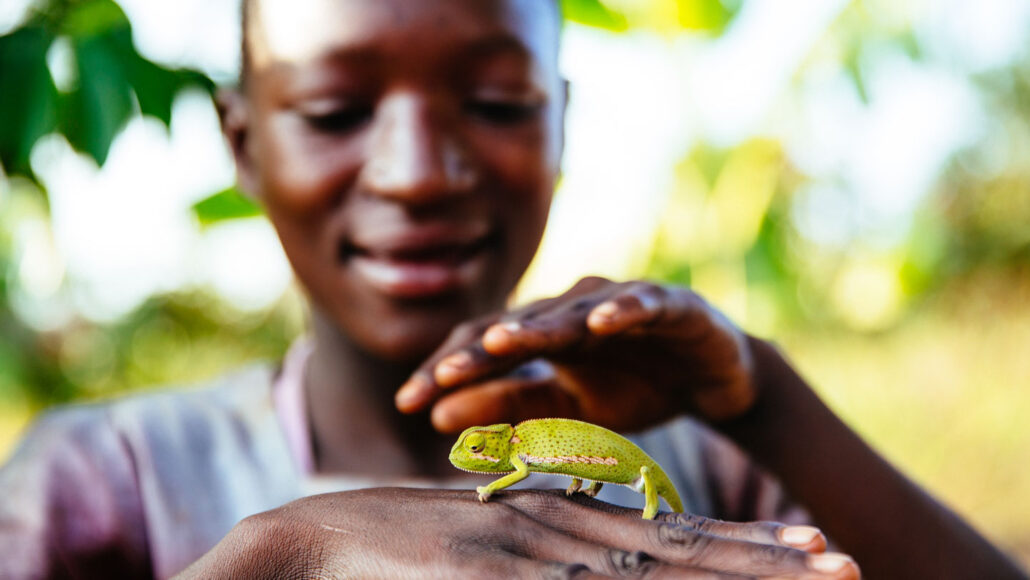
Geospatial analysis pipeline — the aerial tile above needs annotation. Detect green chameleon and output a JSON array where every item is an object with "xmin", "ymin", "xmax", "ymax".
[{"xmin": 449, "ymin": 418, "xmax": 684, "ymax": 519}]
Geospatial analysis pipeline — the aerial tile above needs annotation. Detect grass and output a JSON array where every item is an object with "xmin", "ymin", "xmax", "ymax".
[{"xmin": 779, "ymin": 288, "xmax": 1030, "ymax": 568}]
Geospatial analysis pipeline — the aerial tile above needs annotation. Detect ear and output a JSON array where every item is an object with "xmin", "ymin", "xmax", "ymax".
[
  {"xmin": 556, "ymin": 77, "xmax": 570, "ymax": 176},
  {"xmin": 216, "ymin": 88, "xmax": 260, "ymax": 197}
]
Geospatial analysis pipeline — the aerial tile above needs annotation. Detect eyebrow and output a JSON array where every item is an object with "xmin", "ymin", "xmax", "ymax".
[
  {"xmin": 260, "ymin": 31, "xmax": 541, "ymax": 96},
  {"xmin": 460, "ymin": 34, "xmax": 535, "ymax": 61},
  {"xmin": 313, "ymin": 32, "xmax": 535, "ymax": 68}
]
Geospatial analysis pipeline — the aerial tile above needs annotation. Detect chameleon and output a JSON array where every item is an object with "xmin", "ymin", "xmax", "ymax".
[{"xmin": 449, "ymin": 418, "xmax": 683, "ymax": 519}]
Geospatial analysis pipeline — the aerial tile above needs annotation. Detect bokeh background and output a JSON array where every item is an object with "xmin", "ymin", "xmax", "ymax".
[{"xmin": 1, "ymin": 0, "xmax": 1028, "ymax": 566}]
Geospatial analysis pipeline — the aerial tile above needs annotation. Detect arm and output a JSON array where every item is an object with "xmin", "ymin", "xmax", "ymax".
[
  {"xmin": 721, "ymin": 336, "xmax": 1027, "ymax": 580},
  {"xmin": 396, "ymin": 276, "xmax": 1027, "ymax": 579}
]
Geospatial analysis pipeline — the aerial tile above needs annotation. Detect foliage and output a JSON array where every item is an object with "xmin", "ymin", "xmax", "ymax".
[
  {"xmin": 0, "ymin": 0, "xmax": 212, "ymax": 182},
  {"xmin": 192, "ymin": 186, "xmax": 263, "ymax": 228}
]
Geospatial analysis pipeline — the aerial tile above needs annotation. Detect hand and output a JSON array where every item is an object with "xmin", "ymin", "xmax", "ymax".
[
  {"xmin": 176, "ymin": 488, "xmax": 859, "ymax": 579},
  {"xmin": 396, "ymin": 276, "xmax": 758, "ymax": 433}
]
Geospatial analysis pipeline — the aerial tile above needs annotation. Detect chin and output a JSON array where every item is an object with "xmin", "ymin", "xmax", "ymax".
[{"xmin": 340, "ymin": 301, "xmax": 474, "ymax": 364}]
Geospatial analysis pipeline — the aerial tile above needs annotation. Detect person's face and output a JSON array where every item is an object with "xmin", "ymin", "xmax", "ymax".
[{"xmin": 226, "ymin": 0, "xmax": 565, "ymax": 362}]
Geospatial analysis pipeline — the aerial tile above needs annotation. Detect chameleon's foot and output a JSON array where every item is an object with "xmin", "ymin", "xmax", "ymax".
[
  {"xmin": 476, "ymin": 486, "xmax": 493, "ymax": 503},
  {"xmin": 640, "ymin": 466, "xmax": 658, "ymax": 519},
  {"xmin": 582, "ymin": 481, "xmax": 604, "ymax": 498},
  {"xmin": 566, "ymin": 478, "xmax": 583, "ymax": 496}
]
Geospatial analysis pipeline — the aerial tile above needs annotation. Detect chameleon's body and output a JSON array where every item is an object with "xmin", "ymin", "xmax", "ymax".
[{"xmin": 449, "ymin": 418, "xmax": 683, "ymax": 519}]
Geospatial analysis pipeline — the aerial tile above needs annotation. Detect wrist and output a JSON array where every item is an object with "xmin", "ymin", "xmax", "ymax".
[{"xmin": 712, "ymin": 335, "xmax": 815, "ymax": 449}]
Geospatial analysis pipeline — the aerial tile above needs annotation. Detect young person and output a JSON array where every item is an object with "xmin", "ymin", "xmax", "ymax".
[{"xmin": 1, "ymin": 0, "xmax": 1024, "ymax": 578}]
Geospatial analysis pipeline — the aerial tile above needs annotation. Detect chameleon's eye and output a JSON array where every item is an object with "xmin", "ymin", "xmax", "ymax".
[{"xmin": 465, "ymin": 432, "xmax": 485, "ymax": 453}]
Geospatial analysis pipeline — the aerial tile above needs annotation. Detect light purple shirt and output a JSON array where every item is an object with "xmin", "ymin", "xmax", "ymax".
[{"xmin": 0, "ymin": 340, "xmax": 806, "ymax": 578}]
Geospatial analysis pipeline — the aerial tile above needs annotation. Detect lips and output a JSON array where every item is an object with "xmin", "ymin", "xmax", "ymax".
[{"xmin": 343, "ymin": 225, "xmax": 496, "ymax": 299}]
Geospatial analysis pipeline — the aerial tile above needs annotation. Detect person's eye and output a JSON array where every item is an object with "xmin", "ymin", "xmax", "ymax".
[
  {"xmin": 465, "ymin": 99, "xmax": 542, "ymax": 126},
  {"xmin": 300, "ymin": 104, "xmax": 373, "ymax": 134}
]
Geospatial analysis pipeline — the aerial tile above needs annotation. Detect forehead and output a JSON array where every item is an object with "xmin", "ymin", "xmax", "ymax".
[{"xmin": 247, "ymin": 0, "xmax": 560, "ymax": 77}]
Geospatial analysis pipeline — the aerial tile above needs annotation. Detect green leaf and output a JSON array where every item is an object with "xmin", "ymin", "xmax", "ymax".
[
  {"xmin": 123, "ymin": 58, "xmax": 215, "ymax": 128},
  {"xmin": 561, "ymin": 0, "xmax": 629, "ymax": 31},
  {"xmin": 192, "ymin": 187, "xmax": 263, "ymax": 226},
  {"xmin": 59, "ymin": 27, "xmax": 135, "ymax": 166},
  {"xmin": 677, "ymin": 0, "xmax": 734, "ymax": 34},
  {"xmin": 0, "ymin": 26, "xmax": 58, "ymax": 177},
  {"xmin": 60, "ymin": 0, "xmax": 129, "ymax": 39}
]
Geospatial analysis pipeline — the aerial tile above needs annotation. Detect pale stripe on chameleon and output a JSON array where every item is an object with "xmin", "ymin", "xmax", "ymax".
[{"xmin": 523, "ymin": 454, "xmax": 619, "ymax": 466}]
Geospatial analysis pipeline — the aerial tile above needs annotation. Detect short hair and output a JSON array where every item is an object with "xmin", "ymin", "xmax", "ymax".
[{"xmin": 239, "ymin": 0, "xmax": 561, "ymax": 87}]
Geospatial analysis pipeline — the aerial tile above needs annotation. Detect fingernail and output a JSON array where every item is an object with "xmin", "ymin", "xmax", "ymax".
[
  {"xmin": 592, "ymin": 301, "xmax": 619, "ymax": 319},
  {"xmin": 780, "ymin": 525, "xmax": 820, "ymax": 547},
  {"xmin": 395, "ymin": 378, "xmax": 426, "ymax": 411},
  {"xmin": 809, "ymin": 553, "xmax": 854, "ymax": 573},
  {"xmin": 440, "ymin": 351, "xmax": 473, "ymax": 371},
  {"xmin": 498, "ymin": 321, "xmax": 521, "ymax": 334},
  {"xmin": 430, "ymin": 401, "xmax": 462, "ymax": 433},
  {"xmin": 483, "ymin": 322, "xmax": 521, "ymax": 353},
  {"xmin": 435, "ymin": 352, "xmax": 473, "ymax": 386}
]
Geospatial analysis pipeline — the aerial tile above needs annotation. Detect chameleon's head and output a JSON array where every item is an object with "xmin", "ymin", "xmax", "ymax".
[{"xmin": 449, "ymin": 424, "xmax": 515, "ymax": 473}]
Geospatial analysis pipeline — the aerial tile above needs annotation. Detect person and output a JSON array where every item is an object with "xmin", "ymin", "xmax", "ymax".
[{"xmin": 0, "ymin": 0, "xmax": 1025, "ymax": 578}]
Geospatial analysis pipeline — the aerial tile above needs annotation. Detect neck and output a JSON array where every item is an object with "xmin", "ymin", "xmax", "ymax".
[{"xmin": 304, "ymin": 309, "xmax": 454, "ymax": 477}]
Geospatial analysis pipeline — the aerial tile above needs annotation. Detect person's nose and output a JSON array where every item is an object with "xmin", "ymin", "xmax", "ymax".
[{"xmin": 359, "ymin": 94, "xmax": 477, "ymax": 204}]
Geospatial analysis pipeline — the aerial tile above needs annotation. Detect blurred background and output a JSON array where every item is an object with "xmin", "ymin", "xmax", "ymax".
[{"xmin": 1, "ymin": 0, "xmax": 1028, "ymax": 565}]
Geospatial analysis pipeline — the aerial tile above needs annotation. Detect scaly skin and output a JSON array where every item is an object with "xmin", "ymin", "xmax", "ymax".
[{"xmin": 449, "ymin": 418, "xmax": 683, "ymax": 519}]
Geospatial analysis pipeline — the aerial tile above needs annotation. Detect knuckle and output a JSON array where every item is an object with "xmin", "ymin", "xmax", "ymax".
[
  {"xmin": 661, "ymin": 512, "xmax": 716, "ymax": 534},
  {"xmin": 485, "ymin": 501, "xmax": 531, "ymax": 528},
  {"xmin": 627, "ymin": 280, "xmax": 664, "ymax": 297},
  {"xmin": 515, "ymin": 488, "xmax": 569, "ymax": 514},
  {"xmin": 751, "ymin": 543, "xmax": 795, "ymax": 567},
  {"xmin": 573, "ymin": 276, "xmax": 611, "ymax": 292},
  {"xmin": 451, "ymin": 320, "xmax": 480, "ymax": 338},
  {"xmin": 654, "ymin": 523, "xmax": 713, "ymax": 561},
  {"xmin": 607, "ymin": 549, "xmax": 657, "ymax": 577},
  {"xmin": 571, "ymin": 298, "xmax": 595, "ymax": 312},
  {"xmin": 545, "ymin": 562, "xmax": 593, "ymax": 580}
]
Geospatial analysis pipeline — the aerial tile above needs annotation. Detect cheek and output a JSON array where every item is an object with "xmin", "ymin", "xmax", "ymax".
[
  {"xmin": 469, "ymin": 121, "xmax": 557, "ymax": 213},
  {"xmin": 257, "ymin": 113, "xmax": 364, "ymax": 214}
]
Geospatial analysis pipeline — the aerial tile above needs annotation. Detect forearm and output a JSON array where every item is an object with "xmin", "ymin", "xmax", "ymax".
[{"xmin": 719, "ymin": 336, "xmax": 1027, "ymax": 580}]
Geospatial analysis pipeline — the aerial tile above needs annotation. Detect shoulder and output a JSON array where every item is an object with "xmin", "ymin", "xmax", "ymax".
[
  {"xmin": 103, "ymin": 363, "xmax": 279, "ymax": 441},
  {"xmin": 9, "ymin": 363, "xmax": 279, "ymax": 470},
  {"xmin": 0, "ymin": 363, "xmax": 296, "ymax": 578}
]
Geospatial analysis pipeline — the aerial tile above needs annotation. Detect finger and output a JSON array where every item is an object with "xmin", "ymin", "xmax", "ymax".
[
  {"xmin": 544, "ymin": 487, "xmax": 805, "ymax": 549},
  {"xmin": 505, "ymin": 518, "xmax": 753, "ymax": 580},
  {"xmin": 466, "ymin": 554, "xmax": 615, "ymax": 580},
  {"xmin": 430, "ymin": 277, "xmax": 621, "ymax": 391},
  {"xmin": 586, "ymin": 281, "xmax": 668, "ymax": 336},
  {"xmin": 499, "ymin": 491, "xmax": 858, "ymax": 579},
  {"xmin": 430, "ymin": 373, "xmax": 580, "ymax": 433},
  {"xmin": 586, "ymin": 282, "xmax": 722, "ymax": 340},
  {"xmin": 433, "ymin": 342, "xmax": 513, "ymax": 387},
  {"xmin": 656, "ymin": 514, "xmax": 826, "ymax": 554},
  {"xmin": 395, "ymin": 315, "xmax": 502, "ymax": 413},
  {"xmin": 483, "ymin": 277, "xmax": 619, "ymax": 357}
]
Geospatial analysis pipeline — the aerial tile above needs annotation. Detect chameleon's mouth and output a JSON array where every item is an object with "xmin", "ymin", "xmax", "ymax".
[{"xmin": 450, "ymin": 465, "xmax": 516, "ymax": 476}]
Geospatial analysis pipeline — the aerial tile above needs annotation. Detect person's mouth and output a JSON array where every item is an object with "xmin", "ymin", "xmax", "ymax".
[{"xmin": 342, "ymin": 226, "xmax": 497, "ymax": 299}]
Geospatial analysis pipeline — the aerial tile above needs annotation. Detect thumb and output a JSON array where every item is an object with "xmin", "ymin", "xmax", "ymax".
[{"xmin": 430, "ymin": 376, "xmax": 582, "ymax": 433}]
